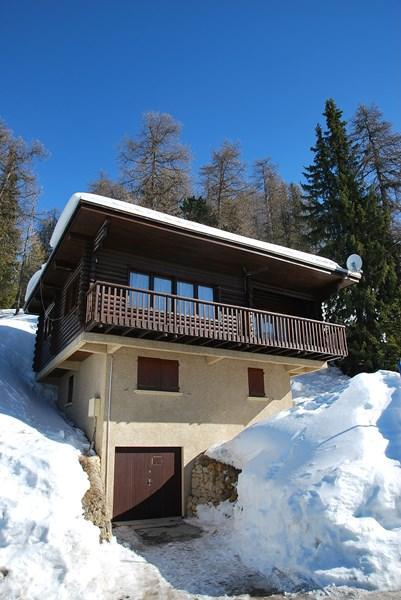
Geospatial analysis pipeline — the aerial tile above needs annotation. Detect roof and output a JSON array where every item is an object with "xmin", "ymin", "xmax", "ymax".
[{"xmin": 25, "ymin": 192, "xmax": 361, "ymax": 305}]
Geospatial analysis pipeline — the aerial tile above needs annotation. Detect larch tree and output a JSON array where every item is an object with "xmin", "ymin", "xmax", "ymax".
[
  {"xmin": 351, "ymin": 104, "xmax": 401, "ymax": 212},
  {"xmin": 302, "ymin": 99, "xmax": 401, "ymax": 375},
  {"xmin": 88, "ymin": 171, "xmax": 133, "ymax": 203},
  {"xmin": 200, "ymin": 141, "xmax": 247, "ymax": 230},
  {"xmin": 119, "ymin": 112, "xmax": 190, "ymax": 215}
]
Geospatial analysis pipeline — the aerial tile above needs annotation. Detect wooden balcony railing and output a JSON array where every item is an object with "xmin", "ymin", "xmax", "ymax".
[{"xmin": 85, "ymin": 281, "xmax": 348, "ymax": 360}]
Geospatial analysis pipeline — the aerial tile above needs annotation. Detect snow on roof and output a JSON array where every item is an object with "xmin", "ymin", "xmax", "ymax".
[
  {"xmin": 51, "ymin": 193, "xmax": 360, "ymax": 277},
  {"xmin": 24, "ymin": 263, "xmax": 46, "ymax": 302}
]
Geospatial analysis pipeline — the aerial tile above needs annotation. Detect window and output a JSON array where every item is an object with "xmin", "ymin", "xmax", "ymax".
[
  {"xmin": 67, "ymin": 375, "xmax": 74, "ymax": 405},
  {"xmin": 153, "ymin": 276, "xmax": 172, "ymax": 311},
  {"xmin": 176, "ymin": 281, "xmax": 195, "ymax": 315},
  {"xmin": 128, "ymin": 271, "xmax": 215, "ymax": 317},
  {"xmin": 137, "ymin": 357, "xmax": 179, "ymax": 392},
  {"xmin": 248, "ymin": 368, "xmax": 265, "ymax": 398},
  {"xmin": 129, "ymin": 272, "xmax": 150, "ymax": 308}
]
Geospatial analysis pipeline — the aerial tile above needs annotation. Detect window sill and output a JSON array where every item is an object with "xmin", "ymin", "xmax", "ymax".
[
  {"xmin": 247, "ymin": 396, "xmax": 270, "ymax": 402},
  {"xmin": 134, "ymin": 390, "xmax": 183, "ymax": 397}
]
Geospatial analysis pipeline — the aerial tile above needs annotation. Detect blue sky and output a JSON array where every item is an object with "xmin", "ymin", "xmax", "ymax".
[{"xmin": 1, "ymin": 0, "xmax": 400, "ymax": 212}]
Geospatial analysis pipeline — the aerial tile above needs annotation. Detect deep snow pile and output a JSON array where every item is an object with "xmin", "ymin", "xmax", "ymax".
[
  {"xmin": 0, "ymin": 314, "xmax": 168, "ymax": 600},
  {"xmin": 207, "ymin": 367, "xmax": 401, "ymax": 591}
]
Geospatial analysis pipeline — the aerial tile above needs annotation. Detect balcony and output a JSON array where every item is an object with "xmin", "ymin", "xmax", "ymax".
[{"xmin": 85, "ymin": 281, "xmax": 348, "ymax": 360}]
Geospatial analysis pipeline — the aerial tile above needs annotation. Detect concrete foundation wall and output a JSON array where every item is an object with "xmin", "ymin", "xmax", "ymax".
[
  {"xmin": 105, "ymin": 346, "xmax": 293, "ymax": 514},
  {"xmin": 58, "ymin": 353, "xmax": 106, "ymax": 452}
]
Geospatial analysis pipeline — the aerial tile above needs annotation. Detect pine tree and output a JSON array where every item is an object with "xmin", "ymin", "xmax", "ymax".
[
  {"xmin": 302, "ymin": 99, "xmax": 401, "ymax": 375},
  {"xmin": 0, "ymin": 122, "xmax": 45, "ymax": 308},
  {"xmin": 180, "ymin": 196, "xmax": 217, "ymax": 226}
]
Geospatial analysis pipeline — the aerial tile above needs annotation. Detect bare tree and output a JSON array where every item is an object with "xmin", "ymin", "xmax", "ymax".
[
  {"xmin": 89, "ymin": 171, "xmax": 133, "ymax": 203},
  {"xmin": 119, "ymin": 112, "xmax": 190, "ymax": 214},
  {"xmin": 351, "ymin": 104, "xmax": 401, "ymax": 211},
  {"xmin": 252, "ymin": 158, "xmax": 280, "ymax": 241},
  {"xmin": 200, "ymin": 141, "xmax": 246, "ymax": 228}
]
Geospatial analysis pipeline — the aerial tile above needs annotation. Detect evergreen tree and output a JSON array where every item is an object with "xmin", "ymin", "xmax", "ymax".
[
  {"xmin": 180, "ymin": 196, "xmax": 217, "ymax": 226},
  {"xmin": 0, "ymin": 121, "xmax": 45, "ymax": 308},
  {"xmin": 302, "ymin": 99, "xmax": 401, "ymax": 375}
]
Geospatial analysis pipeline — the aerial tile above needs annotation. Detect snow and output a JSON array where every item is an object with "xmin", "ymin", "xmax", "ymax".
[
  {"xmin": 207, "ymin": 367, "xmax": 401, "ymax": 592},
  {"xmin": 1, "ymin": 312, "xmax": 400, "ymax": 599},
  {"xmin": 0, "ymin": 314, "xmax": 173, "ymax": 600},
  {"xmin": 24, "ymin": 264, "xmax": 46, "ymax": 302}
]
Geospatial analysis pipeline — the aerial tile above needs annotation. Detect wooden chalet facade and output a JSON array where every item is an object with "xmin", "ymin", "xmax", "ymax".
[{"xmin": 25, "ymin": 193, "xmax": 360, "ymax": 521}]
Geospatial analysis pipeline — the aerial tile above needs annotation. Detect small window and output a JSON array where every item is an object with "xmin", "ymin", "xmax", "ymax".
[
  {"xmin": 137, "ymin": 357, "xmax": 179, "ymax": 392},
  {"xmin": 67, "ymin": 375, "xmax": 74, "ymax": 405},
  {"xmin": 248, "ymin": 368, "xmax": 265, "ymax": 397}
]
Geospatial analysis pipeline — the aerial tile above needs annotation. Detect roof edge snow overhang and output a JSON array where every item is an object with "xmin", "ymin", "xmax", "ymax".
[{"xmin": 24, "ymin": 192, "xmax": 361, "ymax": 309}]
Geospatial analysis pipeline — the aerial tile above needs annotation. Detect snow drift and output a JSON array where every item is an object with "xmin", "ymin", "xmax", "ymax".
[
  {"xmin": 207, "ymin": 367, "xmax": 401, "ymax": 591},
  {"xmin": 0, "ymin": 314, "xmax": 166, "ymax": 600}
]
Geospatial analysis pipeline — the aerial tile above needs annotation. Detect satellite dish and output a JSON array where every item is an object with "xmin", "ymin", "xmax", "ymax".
[{"xmin": 346, "ymin": 254, "xmax": 363, "ymax": 273}]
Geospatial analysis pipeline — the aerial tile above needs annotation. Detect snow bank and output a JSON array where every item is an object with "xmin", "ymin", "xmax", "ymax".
[
  {"xmin": 207, "ymin": 367, "xmax": 401, "ymax": 592},
  {"xmin": 0, "ymin": 315, "xmax": 168, "ymax": 600}
]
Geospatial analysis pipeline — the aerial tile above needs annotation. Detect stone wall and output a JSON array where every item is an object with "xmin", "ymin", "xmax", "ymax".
[
  {"xmin": 187, "ymin": 454, "xmax": 241, "ymax": 516},
  {"xmin": 79, "ymin": 455, "xmax": 112, "ymax": 541}
]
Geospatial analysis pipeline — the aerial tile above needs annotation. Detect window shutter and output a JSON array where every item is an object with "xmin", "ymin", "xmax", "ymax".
[
  {"xmin": 138, "ymin": 357, "xmax": 161, "ymax": 390},
  {"xmin": 161, "ymin": 360, "xmax": 179, "ymax": 392},
  {"xmin": 137, "ymin": 357, "xmax": 179, "ymax": 392},
  {"xmin": 248, "ymin": 368, "xmax": 265, "ymax": 397}
]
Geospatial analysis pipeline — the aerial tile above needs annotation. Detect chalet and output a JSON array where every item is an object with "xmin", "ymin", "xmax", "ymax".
[{"xmin": 25, "ymin": 192, "xmax": 360, "ymax": 522}]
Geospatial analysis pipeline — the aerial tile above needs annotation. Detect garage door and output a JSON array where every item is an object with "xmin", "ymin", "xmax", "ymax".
[{"xmin": 112, "ymin": 447, "xmax": 182, "ymax": 521}]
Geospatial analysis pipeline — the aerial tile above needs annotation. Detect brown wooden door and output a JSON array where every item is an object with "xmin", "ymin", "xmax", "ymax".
[{"xmin": 112, "ymin": 447, "xmax": 182, "ymax": 521}]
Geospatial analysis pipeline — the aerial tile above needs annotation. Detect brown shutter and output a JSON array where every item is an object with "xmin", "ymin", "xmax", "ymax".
[
  {"xmin": 161, "ymin": 359, "xmax": 179, "ymax": 392},
  {"xmin": 138, "ymin": 357, "xmax": 179, "ymax": 392},
  {"xmin": 138, "ymin": 357, "xmax": 161, "ymax": 390},
  {"xmin": 248, "ymin": 368, "xmax": 265, "ymax": 397}
]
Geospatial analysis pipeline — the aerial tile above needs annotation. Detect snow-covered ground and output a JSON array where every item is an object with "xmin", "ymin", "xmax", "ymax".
[
  {"xmin": 207, "ymin": 367, "xmax": 401, "ymax": 592},
  {"xmin": 1, "ymin": 311, "xmax": 401, "ymax": 599},
  {"xmin": 0, "ymin": 313, "xmax": 173, "ymax": 600}
]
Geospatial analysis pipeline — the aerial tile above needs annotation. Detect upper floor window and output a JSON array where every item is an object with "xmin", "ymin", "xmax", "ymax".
[{"xmin": 129, "ymin": 271, "xmax": 214, "ymax": 317}]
